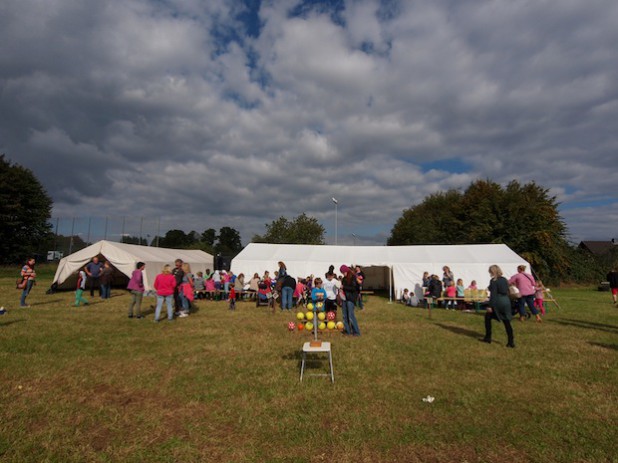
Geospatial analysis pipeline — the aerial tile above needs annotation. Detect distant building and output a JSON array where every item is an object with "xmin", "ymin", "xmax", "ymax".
[{"xmin": 578, "ymin": 240, "xmax": 617, "ymax": 256}]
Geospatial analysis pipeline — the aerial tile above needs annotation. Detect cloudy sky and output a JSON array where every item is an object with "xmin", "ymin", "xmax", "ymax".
[{"xmin": 2, "ymin": 0, "xmax": 617, "ymax": 246}]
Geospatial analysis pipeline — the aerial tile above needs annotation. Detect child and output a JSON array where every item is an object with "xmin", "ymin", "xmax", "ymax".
[
  {"xmin": 535, "ymin": 281, "xmax": 546, "ymax": 315},
  {"xmin": 154, "ymin": 264, "xmax": 176, "ymax": 322},
  {"xmin": 456, "ymin": 278, "xmax": 465, "ymax": 309},
  {"xmin": 74, "ymin": 268, "xmax": 89, "ymax": 307},
  {"xmin": 228, "ymin": 285, "xmax": 236, "ymax": 311},
  {"xmin": 467, "ymin": 280, "xmax": 478, "ymax": 290},
  {"xmin": 401, "ymin": 288, "xmax": 410, "ymax": 304},
  {"xmin": 294, "ymin": 278, "xmax": 306, "ymax": 307},
  {"xmin": 445, "ymin": 281, "xmax": 456, "ymax": 310},
  {"xmin": 311, "ymin": 278, "xmax": 327, "ymax": 309}
]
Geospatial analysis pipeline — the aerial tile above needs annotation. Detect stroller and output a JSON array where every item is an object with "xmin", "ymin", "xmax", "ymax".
[{"xmin": 256, "ymin": 282, "xmax": 276, "ymax": 309}]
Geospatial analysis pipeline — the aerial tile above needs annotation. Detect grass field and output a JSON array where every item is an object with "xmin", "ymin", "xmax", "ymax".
[{"xmin": 1, "ymin": 266, "xmax": 617, "ymax": 462}]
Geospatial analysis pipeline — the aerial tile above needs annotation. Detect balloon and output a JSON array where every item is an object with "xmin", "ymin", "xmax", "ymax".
[
  {"xmin": 287, "ymin": 321, "xmax": 296, "ymax": 331},
  {"xmin": 327, "ymin": 311, "xmax": 336, "ymax": 321},
  {"xmin": 327, "ymin": 321, "xmax": 336, "ymax": 330},
  {"xmin": 307, "ymin": 302, "xmax": 314, "ymax": 310},
  {"xmin": 297, "ymin": 323, "xmax": 305, "ymax": 331},
  {"xmin": 317, "ymin": 312, "xmax": 326, "ymax": 321},
  {"xmin": 318, "ymin": 322, "xmax": 326, "ymax": 330},
  {"xmin": 296, "ymin": 312, "xmax": 305, "ymax": 320},
  {"xmin": 305, "ymin": 322, "xmax": 314, "ymax": 331},
  {"xmin": 336, "ymin": 321, "xmax": 344, "ymax": 331},
  {"xmin": 305, "ymin": 311, "xmax": 314, "ymax": 320}
]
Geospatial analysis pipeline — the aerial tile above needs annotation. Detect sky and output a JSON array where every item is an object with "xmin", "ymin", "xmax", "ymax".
[{"xmin": 1, "ymin": 0, "xmax": 617, "ymax": 246}]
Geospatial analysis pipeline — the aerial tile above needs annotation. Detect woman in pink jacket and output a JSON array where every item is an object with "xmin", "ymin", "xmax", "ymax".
[
  {"xmin": 154, "ymin": 265, "xmax": 176, "ymax": 322},
  {"xmin": 509, "ymin": 265, "xmax": 542, "ymax": 322}
]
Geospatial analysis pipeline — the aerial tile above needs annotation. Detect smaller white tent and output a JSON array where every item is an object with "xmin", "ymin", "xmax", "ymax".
[{"xmin": 51, "ymin": 240, "xmax": 214, "ymax": 292}]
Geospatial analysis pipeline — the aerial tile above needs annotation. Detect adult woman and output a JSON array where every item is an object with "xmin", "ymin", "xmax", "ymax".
[
  {"xmin": 277, "ymin": 261, "xmax": 287, "ymax": 280},
  {"xmin": 154, "ymin": 265, "xmax": 176, "ymax": 322},
  {"xmin": 127, "ymin": 262, "xmax": 145, "ymax": 318},
  {"xmin": 20, "ymin": 257, "xmax": 36, "ymax": 307},
  {"xmin": 178, "ymin": 263, "xmax": 194, "ymax": 317},
  {"xmin": 235, "ymin": 273, "xmax": 245, "ymax": 300},
  {"xmin": 509, "ymin": 265, "xmax": 541, "ymax": 322},
  {"xmin": 99, "ymin": 261, "xmax": 113, "ymax": 300},
  {"xmin": 340, "ymin": 265, "xmax": 361, "ymax": 336},
  {"xmin": 481, "ymin": 265, "xmax": 515, "ymax": 348}
]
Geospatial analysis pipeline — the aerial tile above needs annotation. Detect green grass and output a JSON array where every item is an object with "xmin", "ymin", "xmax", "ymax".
[{"xmin": 1, "ymin": 269, "xmax": 617, "ymax": 462}]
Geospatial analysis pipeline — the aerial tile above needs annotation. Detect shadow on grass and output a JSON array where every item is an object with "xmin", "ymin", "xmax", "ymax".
[
  {"xmin": 433, "ymin": 323, "xmax": 483, "ymax": 339},
  {"xmin": 549, "ymin": 319, "xmax": 618, "ymax": 334},
  {"xmin": 30, "ymin": 299, "xmax": 63, "ymax": 306},
  {"xmin": 588, "ymin": 342, "xmax": 618, "ymax": 351},
  {"xmin": 0, "ymin": 318, "xmax": 26, "ymax": 327}
]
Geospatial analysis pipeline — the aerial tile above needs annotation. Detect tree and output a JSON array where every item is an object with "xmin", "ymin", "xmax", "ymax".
[
  {"xmin": 158, "ymin": 229, "xmax": 190, "ymax": 248},
  {"xmin": 253, "ymin": 213, "xmax": 325, "ymax": 245},
  {"xmin": 216, "ymin": 226, "xmax": 242, "ymax": 255},
  {"xmin": 121, "ymin": 235, "xmax": 148, "ymax": 245},
  {"xmin": 388, "ymin": 179, "xmax": 571, "ymax": 282},
  {"xmin": 201, "ymin": 228, "xmax": 216, "ymax": 247},
  {"xmin": 0, "ymin": 155, "xmax": 53, "ymax": 263}
]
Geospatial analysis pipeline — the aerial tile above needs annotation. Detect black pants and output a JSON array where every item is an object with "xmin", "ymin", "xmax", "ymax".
[
  {"xmin": 89, "ymin": 276, "xmax": 100, "ymax": 297},
  {"xmin": 484, "ymin": 311, "xmax": 514, "ymax": 344}
]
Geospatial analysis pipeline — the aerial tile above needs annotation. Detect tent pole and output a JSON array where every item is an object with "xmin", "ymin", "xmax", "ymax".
[{"xmin": 388, "ymin": 266, "xmax": 392, "ymax": 303}]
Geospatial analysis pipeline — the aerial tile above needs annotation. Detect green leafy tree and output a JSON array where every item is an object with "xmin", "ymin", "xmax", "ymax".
[
  {"xmin": 388, "ymin": 179, "xmax": 572, "ymax": 282},
  {"xmin": 158, "ymin": 229, "xmax": 190, "ymax": 249},
  {"xmin": 201, "ymin": 228, "xmax": 216, "ymax": 247},
  {"xmin": 253, "ymin": 213, "xmax": 325, "ymax": 245},
  {"xmin": 121, "ymin": 235, "xmax": 147, "ymax": 245},
  {"xmin": 0, "ymin": 155, "xmax": 53, "ymax": 263},
  {"xmin": 216, "ymin": 226, "xmax": 242, "ymax": 255}
]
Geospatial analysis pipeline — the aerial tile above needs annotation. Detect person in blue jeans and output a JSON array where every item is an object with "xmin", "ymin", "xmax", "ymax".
[
  {"xmin": 20, "ymin": 258, "xmax": 36, "ymax": 307},
  {"xmin": 280, "ymin": 274, "xmax": 296, "ymax": 311},
  {"xmin": 340, "ymin": 265, "xmax": 361, "ymax": 336}
]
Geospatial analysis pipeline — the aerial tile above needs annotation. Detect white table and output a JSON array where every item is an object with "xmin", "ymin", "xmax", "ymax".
[{"xmin": 300, "ymin": 341, "xmax": 334, "ymax": 383}]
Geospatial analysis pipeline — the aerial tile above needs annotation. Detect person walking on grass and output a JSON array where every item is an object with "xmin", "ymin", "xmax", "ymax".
[
  {"xmin": 19, "ymin": 257, "xmax": 36, "ymax": 307},
  {"xmin": 607, "ymin": 267, "xmax": 618, "ymax": 305},
  {"xmin": 74, "ymin": 268, "xmax": 89, "ymax": 307},
  {"xmin": 509, "ymin": 265, "xmax": 542, "ymax": 322},
  {"xmin": 154, "ymin": 265, "xmax": 176, "ymax": 322},
  {"xmin": 481, "ymin": 265, "xmax": 515, "ymax": 348},
  {"xmin": 127, "ymin": 262, "xmax": 145, "ymax": 318}
]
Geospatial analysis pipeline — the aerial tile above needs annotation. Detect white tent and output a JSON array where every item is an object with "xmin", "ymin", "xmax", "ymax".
[
  {"xmin": 51, "ymin": 240, "xmax": 214, "ymax": 292},
  {"xmin": 231, "ymin": 243, "xmax": 530, "ymax": 299}
]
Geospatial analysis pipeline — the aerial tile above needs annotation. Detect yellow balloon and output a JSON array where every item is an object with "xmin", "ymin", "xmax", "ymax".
[
  {"xmin": 318, "ymin": 322, "xmax": 326, "ymax": 330},
  {"xmin": 305, "ymin": 322, "xmax": 314, "ymax": 331},
  {"xmin": 317, "ymin": 312, "xmax": 326, "ymax": 321},
  {"xmin": 305, "ymin": 311, "xmax": 314, "ymax": 320},
  {"xmin": 327, "ymin": 321, "xmax": 336, "ymax": 330},
  {"xmin": 307, "ymin": 302, "xmax": 314, "ymax": 310},
  {"xmin": 296, "ymin": 312, "xmax": 305, "ymax": 320}
]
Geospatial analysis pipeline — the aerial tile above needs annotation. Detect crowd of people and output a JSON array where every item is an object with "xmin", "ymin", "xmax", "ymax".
[
  {"xmin": 24, "ymin": 257, "xmax": 365, "ymax": 334},
  {"xmin": 18, "ymin": 254, "xmax": 618, "ymax": 344}
]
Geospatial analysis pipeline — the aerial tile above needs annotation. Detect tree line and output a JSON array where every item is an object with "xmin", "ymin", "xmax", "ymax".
[{"xmin": 1, "ymin": 155, "xmax": 613, "ymax": 283}]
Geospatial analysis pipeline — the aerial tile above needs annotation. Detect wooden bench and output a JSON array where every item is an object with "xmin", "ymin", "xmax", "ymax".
[{"xmin": 434, "ymin": 289, "xmax": 488, "ymax": 312}]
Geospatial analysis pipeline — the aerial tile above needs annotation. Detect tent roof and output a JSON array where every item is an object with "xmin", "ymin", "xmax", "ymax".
[{"xmin": 52, "ymin": 240, "xmax": 214, "ymax": 292}]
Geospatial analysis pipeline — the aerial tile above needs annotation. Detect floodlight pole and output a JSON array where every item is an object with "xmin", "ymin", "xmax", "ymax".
[
  {"xmin": 352, "ymin": 233, "xmax": 357, "ymax": 246},
  {"xmin": 332, "ymin": 197, "xmax": 338, "ymax": 245}
]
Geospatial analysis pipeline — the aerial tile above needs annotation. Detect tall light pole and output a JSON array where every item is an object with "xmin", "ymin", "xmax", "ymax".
[
  {"xmin": 332, "ymin": 197, "xmax": 338, "ymax": 245},
  {"xmin": 352, "ymin": 233, "xmax": 358, "ymax": 246}
]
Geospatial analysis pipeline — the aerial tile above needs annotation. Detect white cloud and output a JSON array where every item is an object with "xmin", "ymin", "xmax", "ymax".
[{"xmin": 1, "ymin": 0, "xmax": 617, "ymax": 246}]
